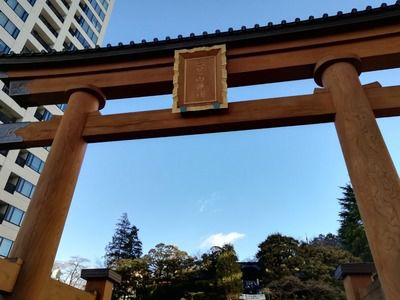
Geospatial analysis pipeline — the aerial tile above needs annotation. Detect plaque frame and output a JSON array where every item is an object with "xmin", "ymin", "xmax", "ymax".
[{"xmin": 172, "ymin": 44, "xmax": 227, "ymax": 113}]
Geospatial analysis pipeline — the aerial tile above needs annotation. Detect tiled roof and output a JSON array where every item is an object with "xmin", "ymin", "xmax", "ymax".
[{"xmin": 0, "ymin": 2, "xmax": 399, "ymax": 69}]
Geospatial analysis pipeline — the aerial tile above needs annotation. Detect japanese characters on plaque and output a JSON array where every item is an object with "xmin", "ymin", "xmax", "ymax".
[{"xmin": 172, "ymin": 45, "xmax": 227, "ymax": 113}]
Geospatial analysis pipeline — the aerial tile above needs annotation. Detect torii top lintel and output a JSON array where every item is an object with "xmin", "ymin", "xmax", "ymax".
[{"xmin": 0, "ymin": 3, "xmax": 400, "ymax": 108}]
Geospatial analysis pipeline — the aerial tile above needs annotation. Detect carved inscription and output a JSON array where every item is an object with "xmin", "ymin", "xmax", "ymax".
[
  {"xmin": 172, "ymin": 45, "xmax": 227, "ymax": 113},
  {"xmin": 184, "ymin": 56, "xmax": 216, "ymax": 104}
]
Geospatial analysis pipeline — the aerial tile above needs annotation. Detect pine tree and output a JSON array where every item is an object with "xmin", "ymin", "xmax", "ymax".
[
  {"xmin": 105, "ymin": 213, "xmax": 142, "ymax": 268},
  {"xmin": 337, "ymin": 184, "xmax": 373, "ymax": 262}
]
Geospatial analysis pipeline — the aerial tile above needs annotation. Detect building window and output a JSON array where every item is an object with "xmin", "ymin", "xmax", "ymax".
[
  {"xmin": 60, "ymin": 0, "xmax": 70, "ymax": 10},
  {"xmin": 26, "ymin": 153, "xmax": 45, "ymax": 173},
  {"xmin": 0, "ymin": 201, "xmax": 8, "ymax": 223},
  {"xmin": 16, "ymin": 177, "xmax": 35, "ymax": 199},
  {"xmin": 6, "ymin": 174, "xmax": 36, "ymax": 199},
  {"xmin": 75, "ymin": 14, "xmax": 98, "ymax": 43},
  {"xmin": 0, "ymin": 236, "xmax": 13, "ymax": 257},
  {"xmin": 0, "ymin": 38, "xmax": 10, "ymax": 54},
  {"xmin": 79, "ymin": 2, "xmax": 101, "ymax": 32},
  {"xmin": 99, "ymin": 0, "xmax": 109, "ymax": 10},
  {"xmin": 88, "ymin": 0, "xmax": 105, "ymax": 21},
  {"xmin": 0, "ymin": 11, "xmax": 20, "ymax": 38},
  {"xmin": 39, "ymin": 14, "xmax": 58, "ymax": 37},
  {"xmin": 56, "ymin": 103, "xmax": 67, "ymax": 111},
  {"xmin": 5, "ymin": 0, "xmax": 29, "ymax": 21},
  {"xmin": 16, "ymin": 151, "xmax": 45, "ymax": 174},
  {"xmin": 31, "ymin": 29, "xmax": 52, "ymax": 52},
  {"xmin": 4, "ymin": 206, "xmax": 24, "ymax": 226},
  {"xmin": 34, "ymin": 107, "xmax": 52, "ymax": 121},
  {"xmin": 46, "ymin": 0, "xmax": 65, "ymax": 22},
  {"xmin": 27, "ymin": 0, "xmax": 37, "ymax": 5},
  {"xmin": 69, "ymin": 27, "xmax": 91, "ymax": 48}
]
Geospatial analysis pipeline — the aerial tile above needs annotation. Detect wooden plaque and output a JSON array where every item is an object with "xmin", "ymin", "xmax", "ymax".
[{"xmin": 173, "ymin": 45, "xmax": 227, "ymax": 113}]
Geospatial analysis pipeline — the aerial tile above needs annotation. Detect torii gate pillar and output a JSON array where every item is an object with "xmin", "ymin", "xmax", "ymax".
[
  {"xmin": 5, "ymin": 87, "xmax": 105, "ymax": 300},
  {"xmin": 315, "ymin": 56, "xmax": 400, "ymax": 300}
]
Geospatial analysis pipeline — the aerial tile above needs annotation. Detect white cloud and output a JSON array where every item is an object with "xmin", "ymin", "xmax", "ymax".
[
  {"xmin": 200, "ymin": 232, "xmax": 245, "ymax": 248},
  {"xmin": 197, "ymin": 192, "xmax": 221, "ymax": 213}
]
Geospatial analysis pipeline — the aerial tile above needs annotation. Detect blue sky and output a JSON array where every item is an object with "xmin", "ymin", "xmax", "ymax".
[{"xmin": 56, "ymin": 0, "xmax": 400, "ymax": 264}]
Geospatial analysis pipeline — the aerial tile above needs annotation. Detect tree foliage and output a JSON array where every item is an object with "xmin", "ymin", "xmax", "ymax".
[
  {"xmin": 105, "ymin": 213, "xmax": 143, "ymax": 268},
  {"xmin": 309, "ymin": 233, "xmax": 341, "ymax": 248},
  {"xmin": 256, "ymin": 234, "xmax": 304, "ymax": 283},
  {"xmin": 337, "ymin": 184, "xmax": 373, "ymax": 262},
  {"xmin": 266, "ymin": 276, "xmax": 345, "ymax": 300},
  {"xmin": 144, "ymin": 243, "xmax": 195, "ymax": 282},
  {"xmin": 299, "ymin": 242, "xmax": 358, "ymax": 284},
  {"xmin": 105, "ymin": 213, "xmax": 143, "ymax": 300},
  {"xmin": 215, "ymin": 244, "xmax": 243, "ymax": 299},
  {"xmin": 113, "ymin": 258, "xmax": 150, "ymax": 300},
  {"xmin": 257, "ymin": 233, "xmax": 358, "ymax": 299}
]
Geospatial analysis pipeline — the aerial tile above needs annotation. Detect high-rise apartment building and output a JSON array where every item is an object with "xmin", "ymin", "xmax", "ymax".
[{"xmin": 0, "ymin": 0, "xmax": 115, "ymax": 257}]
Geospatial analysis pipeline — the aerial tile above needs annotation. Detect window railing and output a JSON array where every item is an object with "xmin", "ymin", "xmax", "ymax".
[
  {"xmin": 31, "ymin": 30, "xmax": 52, "ymax": 52},
  {"xmin": 15, "ymin": 156, "xmax": 26, "ymax": 167},
  {"xmin": 4, "ymin": 182, "xmax": 16, "ymax": 194},
  {"xmin": 0, "ymin": 110, "xmax": 16, "ymax": 124},
  {"xmin": 60, "ymin": 0, "xmax": 70, "ymax": 10},
  {"xmin": 39, "ymin": 14, "xmax": 58, "ymax": 37},
  {"xmin": 46, "ymin": 0, "xmax": 65, "ymax": 22}
]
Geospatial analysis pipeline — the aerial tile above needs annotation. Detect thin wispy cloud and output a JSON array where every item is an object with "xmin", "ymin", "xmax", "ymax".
[
  {"xmin": 201, "ymin": 232, "xmax": 245, "ymax": 248},
  {"xmin": 197, "ymin": 192, "xmax": 221, "ymax": 214}
]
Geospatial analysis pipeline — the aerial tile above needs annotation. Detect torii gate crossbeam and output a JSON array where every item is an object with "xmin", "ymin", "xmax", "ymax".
[{"xmin": 0, "ymin": 4, "xmax": 399, "ymax": 300}]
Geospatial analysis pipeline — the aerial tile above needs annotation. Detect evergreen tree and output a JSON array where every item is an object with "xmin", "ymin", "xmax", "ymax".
[
  {"xmin": 215, "ymin": 244, "xmax": 243, "ymax": 299},
  {"xmin": 105, "ymin": 213, "xmax": 142, "ymax": 267},
  {"xmin": 337, "ymin": 184, "xmax": 373, "ymax": 262},
  {"xmin": 105, "ymin": 213, "xmax": 143, "ymax": 300}
]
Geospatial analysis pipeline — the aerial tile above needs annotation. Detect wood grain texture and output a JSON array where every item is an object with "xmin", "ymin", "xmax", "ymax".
[
  {"xmin": 1, "ymin": 85, "xmax": 399, "ymax": 149},
  {"xmin": 43, "ymin": 279, "xmax": 96, "ymax": 300},
  {"xmin": 5, "ymin": 90, "xmax": 102, "ymax": 300},
  {"xmin": 85, "ymin": 280, "xmax": 114, "ymax": 300},
  {"xmin": 321, "ymin": 61, "xmax": 400, "ymax": 300},
  {"xmin": 343, "ymin": 275, "xmax": 373, "ymax": 300},
  {"xmin": 4, "ymin": 24, "xmax": 400, "ymax": 107},
  {"xmin": 0, "ymin": 258, "xmax": 22, "ymax": 293}
]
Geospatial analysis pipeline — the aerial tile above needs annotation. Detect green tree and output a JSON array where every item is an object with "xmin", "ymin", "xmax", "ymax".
[
  {"xmin": 299, "ymin": 242, "xmax": 358, "ymax": 284},
  {"xmin": 256, "ymin": 234, "xmax": 304, "ymax": 283},
  {"xmin": 215, "ymin": 244, "xmax": 242, "ymax": 300},
  {"xmin": 105, "ymin": 213, "xmax": 142, "ymax": 267},
  {"xmin": 257, "ymin": 233, "xmax": 358, "ymax": 299},
  {"xmin": 105, "ymin": 213, "xmax": 143, "ymax": 300},
  {"xmin": 309, "ymin": 233, "xmax": 341, "ymax": 248},
  {"xmin": 144, "ymin": 243, "xmax": 195, "ymax": 282},
  {"xmin": 337, "ymin": 184, "xmax": 373, "ymax": 262},
  {"xmin": 143, "ymin": 243, "xmax": 197, "ymax": 299},
  {"xmin": 113, "ymin": 258, "xmax": 150, "ymax": 300},
  {"xmin": 266, "ymin": 276, "xmax": 345, "ymax": 300}
]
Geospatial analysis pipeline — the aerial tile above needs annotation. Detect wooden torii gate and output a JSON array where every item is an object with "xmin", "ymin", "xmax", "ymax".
[{"xmin": 0, "ymin": 4, "xmax": 400, "ymax": 300}]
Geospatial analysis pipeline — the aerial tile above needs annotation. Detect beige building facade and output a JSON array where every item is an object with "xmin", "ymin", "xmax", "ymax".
[{"xmin": 0, "ymin": 0, "xmax": 114, "ymax": 257}]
